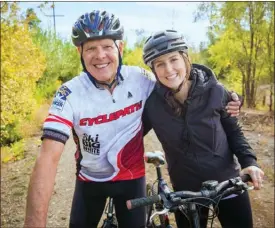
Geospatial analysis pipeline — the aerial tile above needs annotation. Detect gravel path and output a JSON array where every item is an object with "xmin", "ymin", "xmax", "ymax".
[{"xmin": 1, "ymin": 118, "xmax": 274, "ymax": 227}]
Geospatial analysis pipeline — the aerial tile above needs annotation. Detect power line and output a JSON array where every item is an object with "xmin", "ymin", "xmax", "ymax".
[{"xmin": 45, "ymin": 2, "xmax": 64, "ymax": 34}]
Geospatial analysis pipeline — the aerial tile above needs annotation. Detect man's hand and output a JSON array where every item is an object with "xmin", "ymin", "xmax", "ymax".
[{"xmin": 226, "ymin": 92, "xmax": 241, "ymax": 117}]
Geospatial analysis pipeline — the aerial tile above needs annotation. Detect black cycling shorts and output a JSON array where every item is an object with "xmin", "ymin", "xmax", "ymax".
[{"xmin": 69, "ymin": 176, "xmax": 146, "ymax": 228}]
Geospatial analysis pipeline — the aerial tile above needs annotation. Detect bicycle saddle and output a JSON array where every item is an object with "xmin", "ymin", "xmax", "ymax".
[{"xmin": 144, "ymin": 151, "xmax": 165, "ymax": 165}]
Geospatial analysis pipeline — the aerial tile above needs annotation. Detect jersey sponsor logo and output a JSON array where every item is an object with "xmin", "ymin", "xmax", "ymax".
[
  {"xmin": 52, "ymin": 99, "xmax": 65, "ymax": 110},
  {"xmin": 82, "ymin": 133, "xmax": 101, "ymax": 155},
  {"xmin": 80, "ymin": 100, "xmax": 142, "ymax": 126},
  {"xmin": 52, "ymin": 85, "xmax": 72, "ymax": 110},
  {"xmin": 55, "ymin": 85, "xmax": 72, "ymax": 100}
]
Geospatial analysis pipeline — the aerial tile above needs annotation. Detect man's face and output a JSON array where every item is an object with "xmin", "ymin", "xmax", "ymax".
[{"xmin": 79, "ymin": 39, "xmax": 123, "ymax": 83}]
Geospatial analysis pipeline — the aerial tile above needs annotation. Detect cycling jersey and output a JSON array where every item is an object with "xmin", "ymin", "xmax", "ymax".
[{"xmin": 42, "ymin": 65, "xmax": 155, "ymax": 182}]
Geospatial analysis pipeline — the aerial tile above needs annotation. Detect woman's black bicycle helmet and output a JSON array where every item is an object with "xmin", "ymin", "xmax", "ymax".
[
  {"xmin": 143, "ymin": 30, "xmax": 188, "ymax": 68},
  {"xmin": 72, "ymin": 10, "xmax": 124, "ymax": 46}
]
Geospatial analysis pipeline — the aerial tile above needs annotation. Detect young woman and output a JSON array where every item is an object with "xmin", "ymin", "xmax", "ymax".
[{"xmin": 142, "ymin": 30, "xmax": 264, "ymax": 228}]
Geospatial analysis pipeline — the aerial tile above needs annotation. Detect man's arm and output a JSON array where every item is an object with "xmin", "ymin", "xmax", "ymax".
[{"xmin": 24, "ymin": 139, "xmax": 64, "ymax": 228}]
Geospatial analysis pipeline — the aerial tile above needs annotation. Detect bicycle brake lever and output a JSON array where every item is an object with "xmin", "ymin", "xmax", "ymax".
[{"xmin": 149, "ymin": 208, "xmax": 169, "ymax": 224}]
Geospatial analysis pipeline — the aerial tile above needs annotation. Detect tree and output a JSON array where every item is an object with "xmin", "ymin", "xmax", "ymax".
[
  {"xmin": 1, "ymin": 2, "xmax": 46, "ymax": 145},
  {"xmin": 25, "ymin": 8, "xmax": 41, "ymax": 29},
  {"xmin": 31, "ymin": 29, "xmax": 81, "ymax": 99},
  {"xmin": 263, "ymin": 2, "xmax": 275, "ymax": 111},
  {"xmin": 195, "ymin": 2, "xmax": 274, "ymax": 108},
  {"xmin": 123, "ymin": 38, "xmax": 150, "ymax": 70}
]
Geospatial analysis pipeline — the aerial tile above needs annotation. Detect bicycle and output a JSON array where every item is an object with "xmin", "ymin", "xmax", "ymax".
[
  {"xmin": 127, "ymin": 152, "xmax": 253, "ymax": 228},
  {"xmin": 101, "ymin": 197, "xmax": 118, "ymax": 228}
]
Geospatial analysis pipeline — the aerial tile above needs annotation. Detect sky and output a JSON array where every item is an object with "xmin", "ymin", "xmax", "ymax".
[{"xmin": 18, "ymin": 1, "xmax": 210, "ymax": 49}]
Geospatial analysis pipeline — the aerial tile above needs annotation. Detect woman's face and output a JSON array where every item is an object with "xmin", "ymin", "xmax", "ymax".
[{"xmin": 153, "ymin": 51, "xmax": 187, "ymax": 90}]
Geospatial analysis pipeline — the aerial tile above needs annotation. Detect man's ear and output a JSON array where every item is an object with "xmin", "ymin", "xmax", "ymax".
[
  {"xmin": 118, "ymin": 41, "xmax": 124, "ymax": 57},
  {"xmin": 77, "ymin": 46, "xmax": 81, "ymax": 54}
]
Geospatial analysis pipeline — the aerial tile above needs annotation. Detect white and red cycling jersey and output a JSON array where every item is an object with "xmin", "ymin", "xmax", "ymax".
[{"xmin": 42, "ymin": 65, "xmax": 155, "ymax": 182}]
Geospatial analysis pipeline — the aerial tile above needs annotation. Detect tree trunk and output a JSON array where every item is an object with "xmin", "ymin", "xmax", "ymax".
[
  {"xmin": 246, "ymin": 2, "xmax": 255, "ymax": 108},
  {"xmin": 269, "ymin": 83, "xmax": 274, "ymax": 112}
]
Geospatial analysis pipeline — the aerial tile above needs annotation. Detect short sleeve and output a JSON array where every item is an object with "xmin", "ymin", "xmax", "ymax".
[
  {"xmin": 42, "ymin": 85, "xmax": 74, "ymax": 143},
  {"xmin": 138, "ymin": 67, "xmax": 156, "ymax": 97}
]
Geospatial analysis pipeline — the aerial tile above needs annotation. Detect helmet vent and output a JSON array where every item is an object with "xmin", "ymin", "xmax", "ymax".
[
  {"xmin": 154, "ymin": 33, "xmax": 165, "ymax": 39},
  {"xmin": 144, "ymin": 36, "xmax": 152, "ymax": 44},
  {"xmin": 156, "ymin": 42, "xmax": 168, "ymax": 51},
  {"xmin": 144, "ymin": 51, "xmax": 155, "ymax": 59},
  {"xmin": 171, "ymin": 41, "xmax": 186, "ymax": 46},
  {"xmin": 112, "ymin": 19, "xmax": 120, "ymax": 30},
  {"xmin": 90, "ymin": 13, "xmax": 95, "ymax": 23},
  {"xmin": 72, "ymin": 29, "xmax": 78, "ymax": 36},
  {"xmin": 166, "ymin": 29, "xmax": 177, "ymax": 33}
]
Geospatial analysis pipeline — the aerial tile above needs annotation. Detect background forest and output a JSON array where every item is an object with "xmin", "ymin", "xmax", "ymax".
[{"xmin": 1, "ymin": 2, "xmax": 274, "ymax": 161}]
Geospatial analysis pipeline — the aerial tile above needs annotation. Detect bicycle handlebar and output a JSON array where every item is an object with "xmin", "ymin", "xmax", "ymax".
[
  {"xmin": 127, "ymin": 174, "xmax": 252, "ymax": 210},
  {"xmin": 126, "ymin": 194, "xmax": 161, "ymax": 210},
  {"xmin": 172, "ymin": 174, "xmax": 251, "ymax": 199}
]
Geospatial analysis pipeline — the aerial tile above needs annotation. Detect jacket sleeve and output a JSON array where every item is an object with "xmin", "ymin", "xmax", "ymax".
[
  {"xmin": 220, "ymin": 88, "xmax": 258, "ymax": 169},
  {"xmin": 142, "ymin": 101, "xmax": 153, "ymax": 137}
]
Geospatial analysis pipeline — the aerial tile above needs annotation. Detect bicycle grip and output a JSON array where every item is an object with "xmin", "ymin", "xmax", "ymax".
[
  {"xmin": 126, "ymin": 195, "xmax": 161, "ymax": 210},
  {"xmin": 241, "ymin": 174, "xmax": 252, "ymax": 182}
]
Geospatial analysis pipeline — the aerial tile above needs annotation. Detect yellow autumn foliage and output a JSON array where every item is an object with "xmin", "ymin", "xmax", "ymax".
[
  {"xmin": 1, "ymin": 21, "xmax": 46, "ymax": 143},
  {"xmin": 123, "ymin": 46, "xmax": 150, "ymax": 70}
]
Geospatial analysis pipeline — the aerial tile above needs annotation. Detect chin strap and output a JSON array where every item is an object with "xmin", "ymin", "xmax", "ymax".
[{"xmin": 80, "ymin": 42, "xmax": 124, "ymax": 89}]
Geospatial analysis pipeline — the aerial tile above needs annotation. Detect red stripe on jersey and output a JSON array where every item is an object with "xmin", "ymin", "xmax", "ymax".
[
  {"xmin": 45, "ymin": 114, "xmax": 73, "ymax": 128},
  {"xmin": 49, "ymin": 114, "xmax": 73, "ymax": 127},
  {"xmin": 77, "ymin": 173, "xmax": 91, "ymax": 182},
  {"xmin": 112, "ymin": 129, "xmax": 145, "ymax": 181},
  {"xmin": 45, "ymin": 118, "xmax": 72, "ymax": 128}
]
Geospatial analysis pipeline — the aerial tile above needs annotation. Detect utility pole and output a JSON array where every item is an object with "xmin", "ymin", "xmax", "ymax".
[{"xmin": 45, "ymin": 2, "xmax": 64, "ymax": 34}]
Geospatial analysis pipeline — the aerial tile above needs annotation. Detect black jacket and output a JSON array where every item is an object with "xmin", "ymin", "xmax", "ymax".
[{"xmin": 142, "ymin": 64, "xmax": 258, "ymax": 191}]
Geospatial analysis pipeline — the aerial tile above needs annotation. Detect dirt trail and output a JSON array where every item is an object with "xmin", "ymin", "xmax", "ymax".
[{"xmin": 1, "ymin": 113, "xmax": 274, "ymax": 228}]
